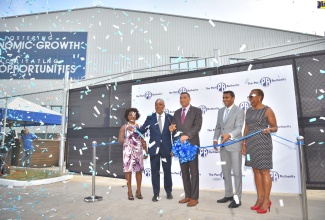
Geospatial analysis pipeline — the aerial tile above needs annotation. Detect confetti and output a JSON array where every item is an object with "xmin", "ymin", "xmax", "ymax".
[
  {"xmin": 279, "ymin": 199, "xmax": 284, "ymax": 206},
  {"xmin": 156, "ymin": 54, "xmax": 161, "ymax": 59},
  {"xmin": 239, "ymin": 44, "xmax": 246, "ymax": 52},
  {"xmin": 247, "ymin": 154, "xmax": 251, "ymax": 161},
  {"xmin": 318, "ymin": 95, "xmax": 324, "ymax": 100},
  {"xmin": 234, "ymin": 195, "xmax": 239, "ymax": 204},
  {"xmin": 320, "ymin": 129, "xmax": 324, "ymax": 133},
  {"xmin": 308, "ymin": 142, "xmax": 315, "ymax": 146},
  {"xmin": 313, "ymin": 58, "xmax": 319, "ymax": 61},
  {"xmin": 208, "ymin": 19, "xmax": 215, "ymax": 27},
  {"xmin": 94, "ymin": 106, "xmax": 100, "ymax": 114},
  {"xmin": 174, "ymin": 131, "xmax": 182, "ymax": 137},
  {"xmin": 320, "ymin": 70, "xmax": 325, "ymax": 74},
  {"xmin": 79, "ymin": 149, "xmax": 83, "ymax": 155},
  {"xmin": 161, "ymin": 158, "xmax": 167, "ymax": 162},
  {"xmin": 309, "ymin": 118, "xmax": 316, "ymax": 122},
  {"xmin": 216, "ymin": 161, "xmax": 226, "ymax": 165},
  {"xmin": 319, "ymin": 89, "xmax": 325, "ymax": 93},
  {"xmin": 113, "ymin": 173, "xmax": 117, "ymax": 177},
  {"xmin": 149, "ymin": 141, "xmax": 156, "ymax": 148},
  {"xmin": 308, "ymin": 72, "xmax": 312, "ymax": 76},
  {"xmin": 180, "ymin": 193, "xmax": 185, "ymax": 198},
  {"xmin": 156, "ymin": 147, "xmax": 160, "ymax": 154},
  {"xmin": 248, "ymin": 64, "xmax": 253, "ymax": 71}
]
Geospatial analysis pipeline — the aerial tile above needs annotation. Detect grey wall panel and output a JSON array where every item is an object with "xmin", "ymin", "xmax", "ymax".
[{"xmin": 1, "ymin": 6, "xmax": 324, "ymax": 92}]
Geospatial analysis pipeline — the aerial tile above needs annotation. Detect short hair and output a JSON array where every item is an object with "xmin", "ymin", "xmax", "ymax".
[
  {"xmin": 155, "ymin": 99, "xmax": 165, "ymax": 105},
  {"xmin": 180, "ymin": 92, "xmax": 190, "ymax": 98},
  {"xmin": 21, "ymin": 129, "xmax": 25, "ymax": 135},
  {"xmin": 223, "ymin": 90, "xmax": 235, "ymax": 97},
  {"xmin": 252, "ymin": 89, "xmax": 264, "ymax": 101},
  {"xmin": 124, "ymin": 108, "xmax": 140, "ymax": 121}
]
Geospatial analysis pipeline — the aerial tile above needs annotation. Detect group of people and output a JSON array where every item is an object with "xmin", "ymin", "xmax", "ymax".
[{"xmin": 118, "ymin": 89, "xmax": 277, "ymax": 214}]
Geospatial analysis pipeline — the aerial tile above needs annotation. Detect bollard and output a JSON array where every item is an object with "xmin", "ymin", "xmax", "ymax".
[
  {"xmin": 297, "ymin": 136, "xmax": 308, "ymax": 220},
  {"xmin": 84, "ymin": 141, "xmax": 103, "ymax": 202}
]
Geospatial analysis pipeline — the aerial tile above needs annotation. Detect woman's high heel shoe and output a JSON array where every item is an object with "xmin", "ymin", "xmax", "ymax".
[
  {"xmin": 257, "ymin": 201, "xmax": 272, "ymax": 214},
  {"xmin": 136, "ymin": 190, "xmax": 143, "ymax": 199},
  {"xmin": 128, "ymin": 192, "xmax": 134, "ymax": 200},
  {"xmin": 250, "ymin": 204, "xmax": 261, "ymax": 210}
]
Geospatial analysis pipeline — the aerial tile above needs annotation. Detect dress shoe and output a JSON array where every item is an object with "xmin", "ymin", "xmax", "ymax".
[
  {"xmin": 217, "ymin": 196, "xmax": 233, "ymax": 203},
  {"xmin": 152, "ymin": 195, "xmax": 159, "ymax": 202},
  {"xmin": 167, "ymin": 193, "xmax": 173, "ymax": 200},
  {"xmin": 179, "ymin": 197, "xmax": 191, "ymax": 203},
  {"xmin": 187, "ymin": 199, "xmax": 199, "ymax": 207},
  {"xmin": 228, "ymin": 200, "xmax": 241, "ymax": 208},
  {"xmin": 257, "ymin": 201, "xmax": 272, "ymax": 214}
]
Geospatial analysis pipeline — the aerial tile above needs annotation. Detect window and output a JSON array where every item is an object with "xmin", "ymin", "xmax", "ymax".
[{"xmin": 170, "ymin": 57, "xmax": 206, "ymax": 72}]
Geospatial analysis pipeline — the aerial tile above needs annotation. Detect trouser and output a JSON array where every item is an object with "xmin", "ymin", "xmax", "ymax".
[{"xmin": 20, "ymin": 149, "xmax": 33, "ymax": 167}]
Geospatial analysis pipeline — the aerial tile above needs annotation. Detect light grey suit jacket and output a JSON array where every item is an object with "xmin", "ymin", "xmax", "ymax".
[{"xmin": 213, "ymin": 105, "xmax": 245, "ymax": 151}]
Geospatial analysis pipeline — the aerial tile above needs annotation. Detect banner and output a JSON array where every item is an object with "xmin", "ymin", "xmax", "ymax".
[
  {"xmin": 0, "ymin": 32, "xmax": 87, "ymax": 79},
  {"xmin": 132, "ymin": 65, "xmax": 301, "ymax": 194}
]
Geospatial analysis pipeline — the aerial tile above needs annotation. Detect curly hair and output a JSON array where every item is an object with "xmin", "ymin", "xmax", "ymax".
[{"xmin": 124, "ymin": 108, "xmax": 140, "ymax": 121}]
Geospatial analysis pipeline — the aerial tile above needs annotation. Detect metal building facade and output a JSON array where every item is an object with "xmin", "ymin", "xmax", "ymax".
[{"xmin": 1, "ymin": 6, "xmax": 324, "ymax": 93}]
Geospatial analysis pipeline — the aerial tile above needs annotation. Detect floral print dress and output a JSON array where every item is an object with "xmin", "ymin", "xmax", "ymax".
[{"xmin": 123, "ymin": 124, "xmax": 144, "ymax": 172}]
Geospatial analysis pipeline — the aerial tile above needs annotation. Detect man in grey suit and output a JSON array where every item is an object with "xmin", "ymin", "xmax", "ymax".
[
  {"xmin": 213, "ymin": 90, "xmax": 244, "ymax": 208},
  {"xmin": 169, "ymin": 92, "xmax": 202, "ymax": 207}
]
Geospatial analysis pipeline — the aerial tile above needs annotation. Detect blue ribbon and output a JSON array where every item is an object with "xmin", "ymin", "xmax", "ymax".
[{"xmin": 172, "ymin": 130, "xmax": 301, "ymax": 163}]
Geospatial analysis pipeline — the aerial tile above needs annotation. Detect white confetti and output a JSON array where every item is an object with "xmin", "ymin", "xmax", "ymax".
[
  {"xmin": 308, "ymin": 72, "xmax": 312, "ymax": 76},
  {"xmin": 313, "ymin": 58, "xmax": 319, "ymax": 61},
  {"xmin": 180, "ymin": 193, "xmax": 185, "ymax": 198},
  {"xmin": 320, "ymin": 117, "xmax": 325, "ymax": 120},
  {"xmin": 319, "ymin": 89, "xmax": 325, "ymax": 93},
  {"xmin": 208, "ymin": 19, "xmax": 215, "ymax": 27},
  {"xmin": 212, "ymin": 58, "xmax": 218, "ymax": 64},
  {"xmin": 163, "ymin": 26, "xmax": 167, "ymax": 31},
  {"xmin": 115, "ymin": 96, "xmax": 119, "ymax": 100},
  {"xmin": 113, "ymin": 173, "xmax": 117, "ymax": 177},
  {"xmin": 127, "ymin": 46, "xmax": 130, "ymax": 51},
  {"xmin": 239, "ymin": 44, "xmax": 246, "ymax": 52},
  {"xmin": 174, "ymin": 131, "xmax": 182, "ymax": 137},
  {"xmin": 216, "ymin": 161, "xmax": 226, "ymax": 165},
  {"xmin": 113, "ymin": 25, "xmax": 119, "ymax": 29},
  {"xmin": 98, "ymin": 101, "xmax": 103, "ymax": 105},
  {"xmin": 79, "ymin": 149, "xmax": 83, "ymax": 155},
  {"xmin": 279, "ymin": 199, "xmax": 284, "ymax": 206},
  {"xmin": 156, "ymin": 147, "xmax": 160, "ymax": 154},
  {"xmin": 138, "ymin": 57, "xmax": 144, "ymax": 60},
  {"xmin": 94, "ymin": 106, "xmax": 100, "ymax": 115},
  {"xmin": 248, "ymin": 64, "xmax": 253, "ymax": 71},
  {"xmin": 156, "ymin": 54, "xmax": 161, "ymax": 59},
  {"xmin": 320, "ymin": 129, "xmax": 324, "ymax": 133},
  {"xmin": 149, "ymin": 141, "xmax": 156, "ymax": 148},
  {"xmin": 161, "ymin": 158, "xmax": 167, "ymax": 162},
  {"xmin": 233, "ymin": 195, "xmax": 239, "ymax": 204},
  {"xmin": 308, "ymin": 142, "xmax": 315, "ymax": 146}
]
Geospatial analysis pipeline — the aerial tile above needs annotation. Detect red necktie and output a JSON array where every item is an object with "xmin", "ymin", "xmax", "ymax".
[{"xmin": 181, "ymin": 108, "xmax": 186, "ymax": 124}]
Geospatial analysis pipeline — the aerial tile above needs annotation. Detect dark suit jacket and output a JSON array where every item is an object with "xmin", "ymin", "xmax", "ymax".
[
  {"xmin": 138, "ymin": 113, "xmax": 173, "ymax": 157},
  {"xmin": 172, "ymin": 105, "xmax": 202, "ymax": 146}
]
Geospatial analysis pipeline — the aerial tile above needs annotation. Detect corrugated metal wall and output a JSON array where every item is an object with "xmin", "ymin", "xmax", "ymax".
[{"xmin": 1, "ymin": 6, "xmax": 324, "ymax": 92}]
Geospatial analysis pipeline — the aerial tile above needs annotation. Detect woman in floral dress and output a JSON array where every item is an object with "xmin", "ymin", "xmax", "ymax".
[{"xmin": 118, "ymin": 108, "xmax": 148, "ymax": 200}]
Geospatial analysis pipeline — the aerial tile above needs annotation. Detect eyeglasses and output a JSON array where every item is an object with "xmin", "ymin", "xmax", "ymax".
[{"xmin": 247, "ymin": 94, "xmax": 257, "ymax": 99}]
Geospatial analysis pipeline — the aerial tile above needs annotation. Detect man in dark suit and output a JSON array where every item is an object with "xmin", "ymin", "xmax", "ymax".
[
  {"xmin": 169, "ymin": 92, "xmax": 202, "ymax": 207},
  {"xmin": 138, "ymin": 99, "xmax": 174, "ymax": 202},
  {"xmin": 213, "ymin": 91, "xmax": 245, "ymax": 208}
]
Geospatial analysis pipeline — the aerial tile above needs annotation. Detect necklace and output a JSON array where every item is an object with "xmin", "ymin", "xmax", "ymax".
[{"xmin": 128, "ymin": 122, "xmax": 136, "ymax": 126}]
